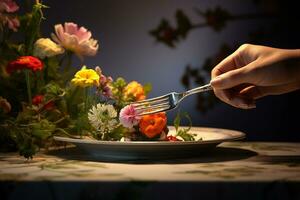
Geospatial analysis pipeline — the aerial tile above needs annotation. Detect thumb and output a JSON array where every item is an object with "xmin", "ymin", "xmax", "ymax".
[{"xmin": 210, "ymin": 64, "xmax": 256, "ymax": 89}]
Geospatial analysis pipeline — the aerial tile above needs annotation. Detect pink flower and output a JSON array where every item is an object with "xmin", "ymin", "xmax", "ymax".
[
  {"xmin": 0, "ymin": 0, "xmax": 19, "ymax": 32},
  {"xmin": 7, "ymin": 16, "xmax": 19, "ymax": 31},
  {"xmin": 95, "ymin": 66, "xmax": 113, "ymax": 98},
  {"xmin": 99, "ymin": 74, "xmax": 113, "ymax": 97},
  {"xmin": 0, "ymin": 0, "xmax": 19, "ymax": 13},
  {"xmin": 51, "ymin": 22, "xmax": 99, "ymax": 59},
  {"xmin": 119, "ymin": 105, "xmax": 141, "ymax": 128}
]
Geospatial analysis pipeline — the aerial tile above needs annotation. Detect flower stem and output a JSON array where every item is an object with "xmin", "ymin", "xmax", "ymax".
[
  {"xmin": 24, "ymin": 70, "xmax": 32, "ymax": 105},
  {"xmin": 63, "ymin": 51, "xmax": 73, "ymax": 84},
  {"xmin": 43, "ymin": 57, "xmax": 48, "ymax": 82},
  {"xmin": 54, "ymin": 115, "xmax": 69, "ymax": 124},
  {"xmin": 65, "ymin": 51, "xmax": 73, "ymax": 72},
  {"xmin": 85, "ymin": 87, "xmax": 89, "ymax": 112}
]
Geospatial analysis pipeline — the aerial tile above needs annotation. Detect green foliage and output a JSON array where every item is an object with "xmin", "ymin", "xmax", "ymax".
[
  {"xmin": 18, "ymin": 139, "xmax": 38, "ymax": 159},
  {"xmin": 44, "ymin": 57, "xmax": 61, "ymax": 83},
  {"xmin": 0, "ymin": 78, "xmax": 89, "ymax": 158},
  {"xmin": 173, "ymin": 112, "xmax": 197, "ymax": 141},
  {"xmin": 143, "ymin": 83, "xmax": 152, "ymax": 96},
  {"xmin": 72, "ymin": 112, "xmax": 91, "ymax": 136},
  {"xmin": 0, "ymin": 1, "xmax": 99, "ymax": 158},
  {"xmin": 5, "ymin": 114, "xmax": 57, "ymax": 159},
  {"xmin": 65, "ymin": 86, "xmax": 84, "ymax": 116},
  {"xmin": 174, "ymin": 112, "xmax": 192, "ymax": 132},
  {"xmin": 43, "ymin": 82, "xmax": 64, "ymax": 96},
  {"xmin": 107, "ymin": 125, "xmax": 128, "ymax": 141},
  {"xmin": 112, "ymin": 77, "xmax": 127, "ymax": 93},
  {"xmin": 31, "ymin": 119, "xmax": 56, "ymax": 140},
  {"xmin": 177, "ymin": 130, "xmax": 195, "ymax": 141},
  {"xmin": 111, "ymin": 77, "xmax": 128, "ymax": 110},
  {"xmin": 24, "ymin": 3, "xmax": 48, "ymax": 55}
]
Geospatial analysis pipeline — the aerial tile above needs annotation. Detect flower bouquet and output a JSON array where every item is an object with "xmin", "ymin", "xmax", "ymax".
[{"xmin": 0, "ymin": 1, "xmax": 200, "ymax": 159}]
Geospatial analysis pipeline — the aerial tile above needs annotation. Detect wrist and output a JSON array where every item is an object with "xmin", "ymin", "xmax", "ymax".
[{"xmin": 284, "ymin": 49, "xmax": 300, "ymax": 59}]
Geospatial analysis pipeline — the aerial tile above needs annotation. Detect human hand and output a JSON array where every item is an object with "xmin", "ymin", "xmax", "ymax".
[{"xmin": 210, "ymin": 44, "xmax": 300, "ymax": 109}]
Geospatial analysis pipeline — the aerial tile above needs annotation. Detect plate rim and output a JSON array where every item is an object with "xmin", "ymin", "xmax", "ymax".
[{"xmin": 53, "ymin": 126, "xmax": 246, "ymax": 146}]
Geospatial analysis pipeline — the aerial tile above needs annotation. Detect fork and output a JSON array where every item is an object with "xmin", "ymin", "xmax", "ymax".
[{"xmin": 132, "ymin": 83, "xmax": 213, "ymax": 116}]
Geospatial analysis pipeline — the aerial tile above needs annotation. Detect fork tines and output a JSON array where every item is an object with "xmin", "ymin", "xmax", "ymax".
[{"xmin": 131, "ymin": 94, "xmax": 171, "ymax": 116}]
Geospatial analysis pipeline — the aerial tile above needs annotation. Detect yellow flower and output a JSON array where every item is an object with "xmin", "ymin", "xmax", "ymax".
[
  {"xmin": 123, "ymin": 81, "xmax": 145, "ymax": 101},
  {"xmin": 71, "ymin": 66, "xmax": 100, "ymax": 87},
  {"xmin": 33, "ymin": 38, "xmax": 65, "ymax": 59}
]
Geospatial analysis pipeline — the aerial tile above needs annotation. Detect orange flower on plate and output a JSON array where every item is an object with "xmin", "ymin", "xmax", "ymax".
[
  {"xmin": 139, "ymin": 112, "xmax": 167, "ymax": 138},
  {"xmin": 123, "ymin": 81, "xmax": 145, "ymax": 101}
]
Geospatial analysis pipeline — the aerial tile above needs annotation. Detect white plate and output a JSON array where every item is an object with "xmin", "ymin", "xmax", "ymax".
[{"xmin": 54, "ymin": 126, "xmax": 245, "ymax": 160}]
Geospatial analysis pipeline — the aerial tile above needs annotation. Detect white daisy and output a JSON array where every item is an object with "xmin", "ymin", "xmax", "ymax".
[{"xmin": 88, "ymin": 103, "xmax": 118, "ymax": 137}]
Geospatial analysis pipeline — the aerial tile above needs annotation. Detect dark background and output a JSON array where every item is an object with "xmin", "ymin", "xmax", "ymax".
[{"xmin": 36, "ymin": 0, "xmax": 300, "ymax": 141}]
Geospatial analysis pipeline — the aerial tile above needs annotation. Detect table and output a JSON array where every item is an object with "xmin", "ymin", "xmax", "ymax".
[{"xmin": 1, "ymin": 142, "xmax": 300, "ymax": 200}]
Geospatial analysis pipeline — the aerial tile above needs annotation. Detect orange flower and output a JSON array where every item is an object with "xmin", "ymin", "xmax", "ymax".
[
  {"xmin": 139, "ymin": 112, "xmax": 167, "ymax": 138},
  {"xmin": 6, "ymin": 56, "xmax": 43, "ymax": 74},
  {"xmin": 123, "ymin": 81, "xmax": 145, "ymax": 101}
]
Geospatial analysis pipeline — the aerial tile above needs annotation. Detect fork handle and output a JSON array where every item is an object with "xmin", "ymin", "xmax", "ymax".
[{"xmin": 184, "ymin": 83, "xmax": 212, "ymax": 97}]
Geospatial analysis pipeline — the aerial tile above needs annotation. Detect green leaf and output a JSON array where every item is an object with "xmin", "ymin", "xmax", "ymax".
[
  {"xmin": 110, "ymin": 77, "xmax": 128, "ymax": 109},
  {"xmin": 43, "ymin": 82, "xmax": 64, "ymax": 97},
  {"xmin": 143, "ymin": 83, "xmax": 152, "ymax": 96},
  {"xmin": 182, "ymin": 112, "xmax": 192, "ymax": 132},
  {"xmin": 108, "ymin": 125, "xmax": 127, "ymax": 140},
  {"xmin": 19, "ymin": 141, "xmax": 38, "ymax": 159},
  {"xmin": 45, "ymin": 57, "xmax": 61, "ymax": 82},
  {"xmin": 174, "ymin": 112, "xmax": 181, "ymax": 132},
  {"xmin": 65, "ymin": 85, "xmax": 84, "ymax": 117},
  {"xmin": 24, "ymin": 3, "xmax": 48, "ymax": 54},
  {"xmin": 115, "ymin": 77, "xmax": 127, "ymax": 88},
  {"xmin": 73, "ymin": 112, "xmax": 92, "ymax": 135},
  {"xmin": 174, "ymin": 111, "xmax": 192, "ymax": 132},
  {"xmin": 177, "ymin": 129, "xmax": 195, "ymax": 141},
  {"xmin": 31, "ymin": 119, "xmax": 56, "ymax": 140},
  {"xmin": 173, "ymin": 112, "xmax": 194, "ymax": 141},
  {"xmin": 15, "ymin": 106, "xmax": 36, "ymax": 124}
]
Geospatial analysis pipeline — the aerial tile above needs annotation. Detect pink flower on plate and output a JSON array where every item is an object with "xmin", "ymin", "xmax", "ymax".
[
  {"xmin": 119, "ymin": 104, "xmax": 141, "ymax": 128},
  {"xmin": 51, "ymin": 22, "xmax": 99, "ymax": 59},
  {"xmin": 0, "ymin": 0, "xmax": 19, "ymax": 13}
]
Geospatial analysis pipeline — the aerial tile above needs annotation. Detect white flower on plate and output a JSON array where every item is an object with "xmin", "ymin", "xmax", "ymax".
[{"xmin": 88, "ymin": 103, "xmax": 118, "ymax": 137}]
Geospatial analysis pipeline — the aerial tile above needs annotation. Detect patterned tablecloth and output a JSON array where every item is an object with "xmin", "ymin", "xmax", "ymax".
[{"xmin": 1, "ymin": 142, "xmax": 300, "ymax": 200}]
